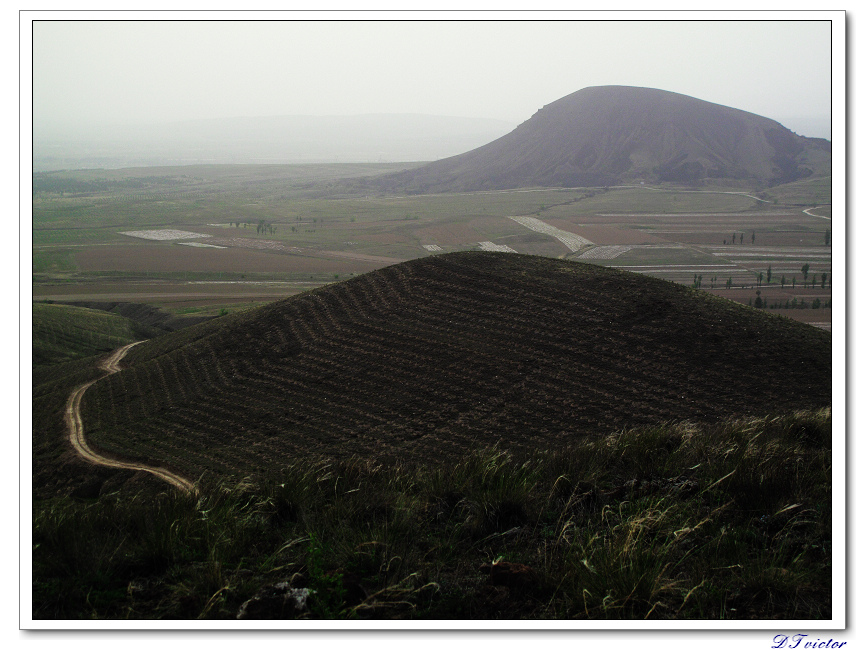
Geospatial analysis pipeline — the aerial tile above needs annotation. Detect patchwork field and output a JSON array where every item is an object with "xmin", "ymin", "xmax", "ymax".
[{"xmin": 32, "ymin": 165, "xmax": 832, "ymax": 328}]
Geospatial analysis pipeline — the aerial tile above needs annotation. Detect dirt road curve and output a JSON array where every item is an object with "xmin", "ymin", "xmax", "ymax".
[{"xmin": 65, "ymin": 342, "xmax": 198, "ymax": 495}]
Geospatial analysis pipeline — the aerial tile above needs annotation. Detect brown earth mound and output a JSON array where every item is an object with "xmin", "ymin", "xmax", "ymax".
[{"xmin": 81, "ymin": 252, "xmax": 831, "ymax": 480}]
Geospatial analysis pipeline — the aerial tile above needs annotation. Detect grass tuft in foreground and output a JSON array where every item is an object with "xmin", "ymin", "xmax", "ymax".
[{"xmin": 32, "ymin": 409, "xmax": 831, "ymax": 620}]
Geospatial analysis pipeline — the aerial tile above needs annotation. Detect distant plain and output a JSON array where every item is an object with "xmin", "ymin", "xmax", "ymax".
[{"xmin": 33, "ymin": 164, "xmax": 832, "ymax": 328}]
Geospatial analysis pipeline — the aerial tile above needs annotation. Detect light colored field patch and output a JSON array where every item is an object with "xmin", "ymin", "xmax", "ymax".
[
  {"xmin": 120, "ymin": 229, "xmax": 211, "ymax": 241},
  {"xmin": 177, "ymin": 242, "xmax": 227, "ymax": 249},
  {"xmin": 580, "ymin": 244, "xmax": 689, "ymax": 260},
  {"xmin": 509, "ymin": 216, "xmax": 592, "ymax": 251},
  {"xmin": 578, "ymin": 246, "xmax": 634, "ymax": 260},
  {"xmin": 478, "ymin": 241, "xmax": 517, "ymax": 253},
  {"xmin": 423, "ymin": 244, "xmax": 443, "ymax": 252}
]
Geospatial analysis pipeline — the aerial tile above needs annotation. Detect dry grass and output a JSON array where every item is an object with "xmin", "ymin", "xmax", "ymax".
[{"xmin": 32, "ymin": 410, "xmax": 832, "ymax": 620}]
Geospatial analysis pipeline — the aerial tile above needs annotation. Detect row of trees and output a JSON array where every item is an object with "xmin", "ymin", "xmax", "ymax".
[
  {"xmin": 225, "ymin": 219, "xmax": 330, "ymax": 235},
  {"xmin": 757, "ymin": 264, "xmax": 828, "ymax": 288},
  {"xmin": 723, "ymin": 232, "xmax": 753, "ymax": 245},
  {"xmin": 695, "ymin": 265, "xmax": 828, "ymax": 291},
  {"xmin": 722, "ymin": 229, "xmax": 831, "ymax": 246},
  {"xmin": 751, "ymin": 293, "xmax": 830, "ymax": 310},
  {"xmin": 227, "ymin": 220, "xmax": 279, "ymax": 235}
]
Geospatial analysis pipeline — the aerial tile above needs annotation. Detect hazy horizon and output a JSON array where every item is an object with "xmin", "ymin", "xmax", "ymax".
[
  {"xmin": 31, "ymin": 113, "xmax": 519, "ymax": 170},
  {"xmin": 32, "ymin": 19, "xmax": 832, "ymax": 129}
]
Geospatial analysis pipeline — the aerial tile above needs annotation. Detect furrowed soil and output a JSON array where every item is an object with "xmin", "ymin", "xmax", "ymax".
[{"xmin": 77, "ymin": 251, "xmax": 831, "ymax": 483}]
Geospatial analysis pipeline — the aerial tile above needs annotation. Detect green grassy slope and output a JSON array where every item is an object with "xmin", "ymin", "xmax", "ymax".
[
  {"xmin": 32, "ymin": 302, "xmax": 161, "ymax": 368},
  {"xmin": 81, "ymin": 251, "xmax": 831, "ymax": 482}
]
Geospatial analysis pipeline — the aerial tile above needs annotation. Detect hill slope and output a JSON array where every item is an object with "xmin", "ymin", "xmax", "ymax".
[
  {"xmin": 372, "ymin": 86, "xmax": 831, "ymax": 193},
  {"xmin": 32, "ymin": 303, "xmax": 161, "ymax": 368},
  {"xmin": 82, "ymin": 252, "xmax": 831, "ymax": 480}
]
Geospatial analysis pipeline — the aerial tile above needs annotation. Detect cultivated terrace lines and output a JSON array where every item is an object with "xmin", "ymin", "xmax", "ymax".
[{"xmin": 82, "ymin": 252, "xmax": 832, "ymax": 480}]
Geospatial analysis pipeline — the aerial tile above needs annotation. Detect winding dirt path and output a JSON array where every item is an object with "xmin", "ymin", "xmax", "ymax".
[{"xmin": 65, "ymin": 341, "xmax": 198, "ymax": 495}]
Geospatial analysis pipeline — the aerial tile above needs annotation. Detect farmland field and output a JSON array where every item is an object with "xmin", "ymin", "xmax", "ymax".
[{"xmin": 32, "ymin": 165, "xmax": 832, "ymax": 328}]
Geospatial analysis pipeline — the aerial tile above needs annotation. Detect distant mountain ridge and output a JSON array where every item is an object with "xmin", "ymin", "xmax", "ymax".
[{"xmin": 372, "ymin": 86, "xmax": 831, "ymax": 193}]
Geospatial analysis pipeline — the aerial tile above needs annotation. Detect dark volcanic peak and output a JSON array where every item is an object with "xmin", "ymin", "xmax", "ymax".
[
  {"xmin": 374, "ymin": 86, "xmax": 830, "ymax": 193},
  {"xmin": 83, "ymin": 252, "xmax": 831, "ymax": 481}
]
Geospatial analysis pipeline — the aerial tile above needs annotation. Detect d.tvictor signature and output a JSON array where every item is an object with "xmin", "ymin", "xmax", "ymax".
[{"xmin": 773, "ymin": 635, "xmax": 846, "ymax": 649}]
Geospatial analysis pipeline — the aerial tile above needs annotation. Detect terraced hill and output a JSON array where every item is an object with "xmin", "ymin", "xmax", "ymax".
[{"xmin": 81, "ymin": 252, "xmax": 831, "ymax": 481}]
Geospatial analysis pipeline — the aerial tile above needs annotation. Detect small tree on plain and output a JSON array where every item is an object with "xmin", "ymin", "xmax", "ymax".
[
  {"xmin": 801, "ymin": 263, "xmax": 810, "ymax": 283},
  {"xmin": 821, "ymin": 272, "xmax": 828, "ymax": 289}
]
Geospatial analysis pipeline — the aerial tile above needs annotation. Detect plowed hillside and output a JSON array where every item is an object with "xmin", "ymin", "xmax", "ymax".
[{"xmin": 81, "ymin": 252, "xmax": 831, "ymax": 480}]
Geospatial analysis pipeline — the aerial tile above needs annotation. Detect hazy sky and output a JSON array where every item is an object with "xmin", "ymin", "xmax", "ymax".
[{"xmin": 31, "ymin": 16, "xmax": 835, "ymax": 138}]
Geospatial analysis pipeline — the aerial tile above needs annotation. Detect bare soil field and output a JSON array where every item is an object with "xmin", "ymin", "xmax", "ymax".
[
  {"xmin": 32, "ymin": 281, "xmax": 320, "ymax": 311},
  {"xmin": 73, "ymin": 242, "xmax": 387, "ymax": 275}
]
